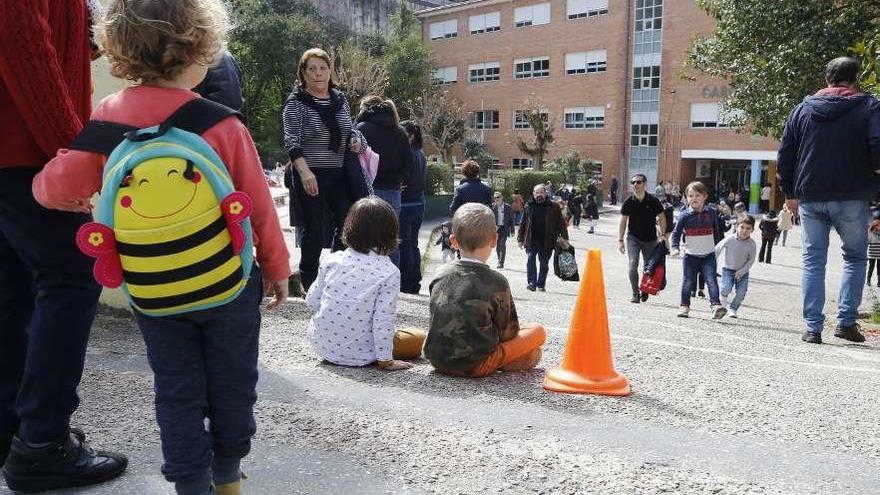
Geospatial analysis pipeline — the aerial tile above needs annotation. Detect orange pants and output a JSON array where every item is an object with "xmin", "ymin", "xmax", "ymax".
[{"xmin": 436, "ymin": 323, "xmax": 547, "ymax": 378}]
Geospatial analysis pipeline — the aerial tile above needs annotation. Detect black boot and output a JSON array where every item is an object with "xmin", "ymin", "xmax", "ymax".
[{"xmin": 2, "ymin": 429, "xmax": 128, "ymax": 493}]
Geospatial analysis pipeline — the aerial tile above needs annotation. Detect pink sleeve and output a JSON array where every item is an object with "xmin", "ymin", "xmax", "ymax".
[
  {"xmin": 204, "ymin": 119, "xmax": 291, "ymax": 281},
  {"xmin": 32, "ymin": 147, "xmax": 104, "ymax": 210}
]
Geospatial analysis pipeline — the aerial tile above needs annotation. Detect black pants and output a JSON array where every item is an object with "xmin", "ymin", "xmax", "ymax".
[
  {"xmin": 868, "ymin": 259, "xmax": 880, "ymax": 285},
  {"xmin": 759, "ymin": 236, "xmax": 775, "ymax": 263},
  {"xmin": 292, "ymin": 168, "xmax": 352, "ymax": 291},
  {"xmin": 0, "ymin": 167, "xmax": 101, "ymax": 444},
  {"xmin": 496, "ymin": 226, "xmax": 509, "ymax": 266},
  {"xmin": 570, "ymin": 208, "xmax": 582, "ymax": 227}
]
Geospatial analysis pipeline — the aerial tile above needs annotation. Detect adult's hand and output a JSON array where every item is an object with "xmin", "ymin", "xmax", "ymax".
[
  {"xmin": 618, "ymin": 239, "xmax": 625, "ymax": 254},
  {"xmin": 298, "ymin": 167, "xmax": 319, "ymax": 196},
  {"xmin": 350, "ymin": 137, "xmax": 362, "ymax": 154},
  {"xmin": 785, "ymin": 198, "xmax": 799, "ymax": 217}
]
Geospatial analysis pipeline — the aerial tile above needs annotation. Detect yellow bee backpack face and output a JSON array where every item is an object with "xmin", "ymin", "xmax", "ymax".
[{"xmin": 71, "ymin": 101, "xmax": 254, "ymax": 317}]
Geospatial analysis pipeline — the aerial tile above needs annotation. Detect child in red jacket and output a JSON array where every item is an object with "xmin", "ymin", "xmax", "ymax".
[{"xmin": 33, "ymin": 1, "xmax": 289, "ymax": 494}]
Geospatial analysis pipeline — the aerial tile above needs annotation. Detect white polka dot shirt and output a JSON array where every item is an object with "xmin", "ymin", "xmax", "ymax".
[{"xmin": 305, "ymin": 248, "xmax": 400, "ymax": 366}]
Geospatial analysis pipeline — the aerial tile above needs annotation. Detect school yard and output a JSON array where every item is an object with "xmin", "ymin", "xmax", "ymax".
[{"xmin": 3, "ymin": 206, "xmax": 880, "ymax": 495}]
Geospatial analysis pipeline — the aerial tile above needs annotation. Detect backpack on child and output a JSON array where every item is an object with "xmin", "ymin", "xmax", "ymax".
[{"xmin": 68, "ymin": 99, "xmax": 255, "ymax": 316}]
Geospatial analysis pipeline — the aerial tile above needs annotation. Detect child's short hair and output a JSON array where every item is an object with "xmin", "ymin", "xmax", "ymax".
[
  {"xmin": 740, "ymin": 214, "xmax": 756, "ymax": 227},
  {"xmin": 102, "ymin": 0, "xmax": 229, "ymax": 83},
  {"xmin": 734, "ymin": 202, "xmax": 746, "ymax": 211},
  {"xmin": 452, "ymin": 203, "xmax": 496, "ymax": 252},
  {"xmin": 685, "ymin": 181, "xmax": 709, "ymax": 197},
  {"xmin": 342, "ymin": 197, "xmax": 399, "ymax": 256}
]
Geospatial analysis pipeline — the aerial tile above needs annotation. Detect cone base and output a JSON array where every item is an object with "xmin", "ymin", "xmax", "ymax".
[{"xmin": 543, "ymin": 367, "xmax": 631, "ymax": 396}]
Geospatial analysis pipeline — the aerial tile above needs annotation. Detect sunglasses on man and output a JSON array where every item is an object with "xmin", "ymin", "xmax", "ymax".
[{"xmin": 631, "ymin": 180, "xmax": 644, "ymax": 185}]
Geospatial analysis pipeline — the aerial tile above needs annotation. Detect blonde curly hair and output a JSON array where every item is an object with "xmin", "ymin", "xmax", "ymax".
[{"xmin": 100, "ymin": 0, "xmax": 230, "ymax": 83}]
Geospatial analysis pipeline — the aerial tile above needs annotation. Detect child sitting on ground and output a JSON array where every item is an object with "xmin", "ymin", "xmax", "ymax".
[
  {"xmin": 32, "ymin": 1, "xmax": 291, "ymax": 493},
  {"xmin": 670, "ymin": 181, "xmax": 727, "ymax": 319},
  {"xmin": 424, "ymin": 203, "xmax": 547, "ymax": 377},
  {"xmin": 714, "ymin": 215, "xmax": 757, "ymax": 319},
  {"xmin": 436, "ymin": 222, "xmax": 454, "ymax": 262},
  {"xmin": 306, "ymin": 197, "xmax": 426, "ymax": 371}
]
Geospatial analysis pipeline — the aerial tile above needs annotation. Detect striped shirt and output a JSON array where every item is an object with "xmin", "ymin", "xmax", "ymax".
[{"xmin": 281, "ymin": 89, "xmax": 366, "ymax": 169}]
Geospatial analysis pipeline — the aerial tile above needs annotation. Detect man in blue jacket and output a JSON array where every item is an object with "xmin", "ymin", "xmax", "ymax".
[{"xmin": 777, "ymin": 56, "xmax": 880, "ymax": 344}]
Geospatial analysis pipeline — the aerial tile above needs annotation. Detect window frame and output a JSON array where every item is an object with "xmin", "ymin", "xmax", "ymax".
[
  {"xmin": 469, "ymin": 11, "xmax": 501, "ymax": 35},
  {"xmin": 514, "ymin": 3, "xmax": 551, "ymax": 28},
  {"xmin": 563, "ymin": 106, "xmax": 606, "ymax": 129},
  {"xmin": 514, "ymin": 56, "xmax": 551, "ymax": 79},
  {"xmin": 429, "ymin": 19, "xmax": 459, "ymax": 40},
  {"xmin": 566, "ymin": 0, "xmax": 609, "ymax": 20},
  {"xmin": 469, "ymin": 109, "xmax": 501, "ymax": 130},
  {"xmin": 468, "ymin": 62, "xmax": 501, "ymax": 83}
]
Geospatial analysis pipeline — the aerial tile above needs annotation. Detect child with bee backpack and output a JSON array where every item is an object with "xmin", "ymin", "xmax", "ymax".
[{"xmin": 32, "ymin": 1, "xmax": 290, "ymax": 494}]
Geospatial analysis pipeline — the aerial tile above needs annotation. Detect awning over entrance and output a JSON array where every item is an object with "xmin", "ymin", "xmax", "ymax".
[{"xmin": 681, "ymin": 149, "xmax": 777, "ymax": 161}]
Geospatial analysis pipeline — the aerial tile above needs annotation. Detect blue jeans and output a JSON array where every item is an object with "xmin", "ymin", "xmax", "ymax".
[
  {"xmin": 681, "ymin": 253, "xmax": 720, "ymax": 306},
  {"xmin": 398, "ymin": 201, "xmax": 424, "ymax": 293},
  {"xmin": 0, "ymin": 167, "xmax": 101, "ymax": 444},
  {"xmin": 374, "ymin": 188, "xmax": 402, "ymax": 267},
  {"xmin": 799, "ymin": 200, "xmax": 870, "ymax": 333},
  {"xmin": 135, "ymin": 266, "xmax": 263, "ymax": 495},
  {"xmin": 526, "ymin": 243, "xmax": 551, "ymax": 288},
  {"xmin": 720, "ymin": 268, "xmax": 749, "ymax": 311}
]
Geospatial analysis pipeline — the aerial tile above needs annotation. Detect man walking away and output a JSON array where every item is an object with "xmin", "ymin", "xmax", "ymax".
[
  {"xmin": 492, "ymin": 192, "xmax": 514, "ymax": 269},
  {"xmin": 777, "ymin": 56, "xmax": 880, "ymax": 344},
  {"xmin": 619, "ymin": 174, "xmax": 667, "ymax": 303}
]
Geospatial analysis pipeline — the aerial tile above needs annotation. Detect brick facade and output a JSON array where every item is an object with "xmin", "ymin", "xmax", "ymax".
[{"xmin": 417, "ymin": 0, "xmax": 778, "ymax": 193}]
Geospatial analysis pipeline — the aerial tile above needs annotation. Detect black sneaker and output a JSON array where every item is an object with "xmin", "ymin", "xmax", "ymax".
[
  {"xmin": 526, "ymin": 285, "xmax": 536, "ymax": 292},
  {"xmin": 537, "ymin": 287, "xmax": 546, "ymax": 292},
  {"xmin": 698, "ymin": 290, "xmax": 706, "ymax": 298},
  {"xmin": 630, "ymin": 295, "xmax": 640, "ymax": 304},
  {"xmin": 640, "ymin": 292, "xmax": 649, "ymax": 302},
  {"xmin": 834, "ymin": 323, "xmax": 866, "ymax": 343},
  {"xmin": 3, "ymin": 429, "xmax": 128, "ymax": 493},
  {"xmin": 801, "ymin": 331, "xmax": 822, "ymax": 344}
]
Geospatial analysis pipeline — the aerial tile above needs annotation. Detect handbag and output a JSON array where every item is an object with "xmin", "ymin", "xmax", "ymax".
[
  {"xmin": 344, "ymin": 132, "xmax": 372, "ymax": 200},
  {"xmin": 553, "ymin": 241, "xmax": 580, "ymax": 282}
]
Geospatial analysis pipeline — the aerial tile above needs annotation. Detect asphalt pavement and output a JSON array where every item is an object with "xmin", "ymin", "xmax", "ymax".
[{"xmin": 3, "ymin": 206, "xmax": 879, "ymax": 495}]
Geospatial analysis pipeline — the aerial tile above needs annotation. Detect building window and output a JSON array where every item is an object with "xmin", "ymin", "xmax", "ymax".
[
  {"xmin": 567, "ymin": 0, "xmax": 608, "ymax": 19},
  {"xmin": 514, "ymin": 57, "xmax": 550, "ymax": 79},
  {"xmin": 469, "ymin": 12, "xmax": 501, "ymax": 34},
  {"xmin": 469, "ymin": 110, "xmax": 500, "ymax": 130},
  {"xmin": 564, "ymin": 106, "xmax": 605, "ymax": 129},
  {"xmin": 429, "ymin": 19, "xmax": 458, "ymax": 40},
  {"xmin": 635, "ymin": 0, "xmax": 662, "ymax": 32},
  {"xmin": 632, "ymin": 66, "xmax": 660, "ymax": 89},
  {"xmin": 690, "ymin": 102, "xmax": 740, "ymax": 128},
  {"xmin": 512, "ymin": 109, "xmax": 549, "ymax": 129},
  {"xmin": 468, "ymin": 62, "xmax": 501, "ymax": 83},
  {"xmin": 511, "ymin": 158, "xmax": 534, "ymax": 168},
  {"xmin": 433, "ymin": 66, "xmax": 458, "ymax": 85},
  {"xmin": 631, "ymin": 123, "xmax": 659, "ymax": 146},
  {"xmin": 565, "ymin": 50, "xmax": 607, "ymax": 75},
  {"xmin": 513, "ymin": 3, "xmax": 550, "ymax": 28}
]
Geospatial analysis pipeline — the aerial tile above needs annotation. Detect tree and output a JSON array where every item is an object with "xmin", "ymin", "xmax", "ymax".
[
  {"xmin": 461, "ymin": 137, "xmax": 496, "ymax": 176},
  {"xmin": 511, "ymin": 95, "xmax": 554, "ymax": 170},
  {"xmin": 383, "ymin": 1, "xmax": 437, "ymax": 119},
  {"xmin": 854, "ymin": 24, "xmax": 880, "ymax": 96},
  {"xmin": 546, "ymin": 150, "xmax": 602, "ymax": 191},
  {"xmin": 229, "ymin": 0, "xmax": 336, "ymax": 156},
  {"xmin": 410, "ymin": 90, "xmax": 466, "ymax": 166},
  {"xmin": 330, "ymin": 43, "xmax": 389, "ymax": 117},
  {"xmin": 687, "ymin": 0, "xmax": 879, "ymax": 138}
]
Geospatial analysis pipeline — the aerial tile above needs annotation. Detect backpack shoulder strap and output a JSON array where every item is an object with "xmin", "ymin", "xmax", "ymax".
[
  {"xmin": 68, "ymin": 121, "xmax": 137, "ymax": 155},
  {"xmin": 67, "ymin": 98, "xmax": 242, "ymax": 155},
  {"xmin": 162, "ymin": 97, "xmax": 242, "ymax": 136}
]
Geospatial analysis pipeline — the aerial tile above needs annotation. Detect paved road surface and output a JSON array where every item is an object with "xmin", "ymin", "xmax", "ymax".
[{"xmin": 3, "ymin": 207, "xmax": 879, "ymax": 494}]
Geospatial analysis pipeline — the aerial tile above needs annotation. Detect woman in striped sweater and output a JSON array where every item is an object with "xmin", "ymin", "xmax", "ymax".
[{"xmin": 282, "ymin": 48, "xmax": 367, "ymax": 291}]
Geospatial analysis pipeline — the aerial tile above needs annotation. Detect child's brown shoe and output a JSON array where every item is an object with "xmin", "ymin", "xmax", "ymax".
[{"xmin": 215, "ymin": 480, "xmax": 241, "ymax": 495}]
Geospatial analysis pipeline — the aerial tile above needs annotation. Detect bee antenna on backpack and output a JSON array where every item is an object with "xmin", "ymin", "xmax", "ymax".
[{"xmin": 183, "ymin": 160, "xmax": 195, "ymax": 181}]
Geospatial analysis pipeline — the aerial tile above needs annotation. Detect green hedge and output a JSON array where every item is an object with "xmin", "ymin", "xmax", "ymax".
[
  {"xmin": 426, "ymin": 163, "xmax": 454, "ymax": 195},
  {"xmin": 488, "ymin": 170, "xmax": 565, "ymax": 200}
]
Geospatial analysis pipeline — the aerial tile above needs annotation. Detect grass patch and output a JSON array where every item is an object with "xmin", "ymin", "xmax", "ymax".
[{"xmin": 869, "ymin": 289, "xmax": 880, "ymax": 324}]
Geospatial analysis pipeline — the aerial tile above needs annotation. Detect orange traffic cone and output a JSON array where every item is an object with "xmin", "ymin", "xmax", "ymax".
[{"xmin": 543, "ymin": 249, "xmax": 630, "ymax": 396}]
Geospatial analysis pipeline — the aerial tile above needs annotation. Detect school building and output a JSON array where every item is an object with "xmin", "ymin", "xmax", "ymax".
[{"xmin": 415, "ymin": 0, "xmax": 781, "ymax": 212}]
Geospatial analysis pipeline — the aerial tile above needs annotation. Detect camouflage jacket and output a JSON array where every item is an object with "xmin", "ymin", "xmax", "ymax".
[{"xmin": 424, "ymin": 261, "xmax": 520, "ymax": 371}]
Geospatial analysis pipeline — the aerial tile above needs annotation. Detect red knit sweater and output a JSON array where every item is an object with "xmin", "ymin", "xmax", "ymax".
[{"xmin": 0, "ymin": 0, "xmax": 91, "ymax": 168}]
